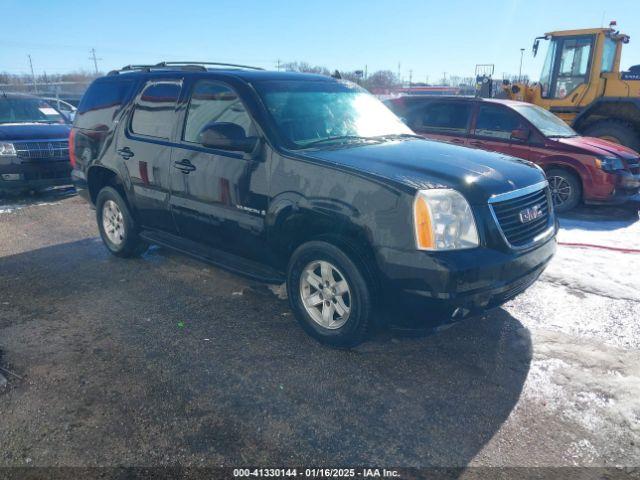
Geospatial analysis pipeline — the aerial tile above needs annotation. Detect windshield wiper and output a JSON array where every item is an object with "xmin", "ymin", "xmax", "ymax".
[
  {"xmin": 302, "ymin": 135, "xmax": 377, "ymax": 148},
  {"xmin": 373, "ymin": 133, "xmax": 425, "ymax": 141}
]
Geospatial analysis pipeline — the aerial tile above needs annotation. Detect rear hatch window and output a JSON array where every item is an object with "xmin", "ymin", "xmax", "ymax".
[{"xmin": 75, "ymin": 78, "xmax": 136, "ymax": 131}]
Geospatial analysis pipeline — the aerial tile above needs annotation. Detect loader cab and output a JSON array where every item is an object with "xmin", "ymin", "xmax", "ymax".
[
  {"xmin": 538, "ymin": 34, "xmax": 594, "ymax": 99},
  {"xmin": 505, "ymin": 25, "xmax": 640, "ymax": 150},
  {"xmin": 536, "ymin": 27, "xmax": 625, "ymax": 101}
]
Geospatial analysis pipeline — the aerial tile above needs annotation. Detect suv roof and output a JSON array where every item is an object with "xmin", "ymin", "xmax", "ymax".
[{"xmin": 105, "ymin": 62, "xmax": 334, "ymax": 83}]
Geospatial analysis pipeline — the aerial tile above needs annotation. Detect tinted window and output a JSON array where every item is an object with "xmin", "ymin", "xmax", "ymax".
[
  {"xmin": 76, "ymin": 79, "xmax": 135, "ymax": 130},
  {"xmin": 183, "ymin": 81, "xmax": 253, "ymax": 143},
  {"xmin": 475, "ymin": 104, "xmax": 526, "ymax": 139},
  {"xmin": 411, "ymin": 102, "xmax": 471, "ymax": 133},
  {"xmin": 131, "ymin": 82, "xmax": 181, "ymax": 139}
]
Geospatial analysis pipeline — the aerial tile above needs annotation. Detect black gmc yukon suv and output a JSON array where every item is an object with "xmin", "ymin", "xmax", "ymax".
[{"xmin": 71, "ymin": 63, "xmax": 557, "ymax": 347}]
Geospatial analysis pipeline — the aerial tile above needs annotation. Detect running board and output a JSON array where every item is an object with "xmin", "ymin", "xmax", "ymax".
[{"xmin": 139, "ymin": 230, "xmax": 285, "ymax": 284}]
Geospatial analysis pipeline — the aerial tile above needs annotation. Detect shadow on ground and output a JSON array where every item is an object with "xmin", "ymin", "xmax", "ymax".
[{"xmin": 0, "ymin": 238, "xmax": 532, "ymax": 468}]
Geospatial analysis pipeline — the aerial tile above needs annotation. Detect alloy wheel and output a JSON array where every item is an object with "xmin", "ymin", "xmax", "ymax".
[
  {"xmin": 548, "ymin": 175, "xmax": 572, "ymax": 208},
  {"xmin": 102, "ymin": 200, "xmax": 125, "ymax": 246},
  {"xmin": 299, "ymin": 260, "xmax": 351, "ymax": 329}
]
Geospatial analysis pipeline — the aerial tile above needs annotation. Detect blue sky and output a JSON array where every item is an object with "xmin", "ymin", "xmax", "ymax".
[{"xmin": 1, "ymin": 0, "xmax": 639, "ymax": 83}]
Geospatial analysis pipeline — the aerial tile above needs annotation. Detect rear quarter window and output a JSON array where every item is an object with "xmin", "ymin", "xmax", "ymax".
[
  {"xmin": 410, "ymin": 102, "xmax": 471, "ymax": 133},
  {"xmin": 75, "ymin": 78, "xmax": 136, "ymax": 131}
]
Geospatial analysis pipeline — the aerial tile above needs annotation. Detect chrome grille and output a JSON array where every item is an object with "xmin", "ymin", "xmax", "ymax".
[
  {"xmin": 14, "ymin": 140, "xmax": 69, "ymax": 160},
  {"xmin": 489, "ymin": 183, "xmax": 553, "ymax": 248}
]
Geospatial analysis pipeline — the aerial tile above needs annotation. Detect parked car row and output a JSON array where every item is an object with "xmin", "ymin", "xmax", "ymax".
[
  {"xmin": 386, "ymin": 96, "xmax": 640, "ymax": 212},
  {"xmin": 70, "ymin": 64, "xmax": 558, "ymax": 346}
]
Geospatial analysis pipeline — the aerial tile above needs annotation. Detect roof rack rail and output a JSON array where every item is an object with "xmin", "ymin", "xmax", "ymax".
[{"xmin": 107, "ymin": 61, "xmax": 264, "ymax": 75}]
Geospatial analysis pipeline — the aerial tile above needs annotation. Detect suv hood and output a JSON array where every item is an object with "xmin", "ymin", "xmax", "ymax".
[
  {"xmin": 0, "ymin": 123, "xmax": 71, "ymax": 141},
  {"xmin": 298, "ymin": 139, "xmax": 546, "ymax": 205},
  {"xmin": 554, "ymin": 136, "xmax": 640, "ymax": 161}
]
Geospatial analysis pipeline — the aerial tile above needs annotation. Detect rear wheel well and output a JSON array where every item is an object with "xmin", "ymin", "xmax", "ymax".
[{"xmin": 87, "ymin": 167, "xmax": 128, "ymax": 206}]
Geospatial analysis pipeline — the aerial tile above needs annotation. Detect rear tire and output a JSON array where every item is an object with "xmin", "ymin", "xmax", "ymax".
[
  {"xmin": 96, "ymin": 186, "xmax": 147, "ymax": 257},
  {"xmin": 287, "ymin": 241, "xmax": 373, "ymax": 348},
  {"xmin": 582, "ymin": 119, "xmax": 640, "ymax": 151},
  {"xmin": 546, "ymin": 168, "xmax": 582, "ymax": 213}
]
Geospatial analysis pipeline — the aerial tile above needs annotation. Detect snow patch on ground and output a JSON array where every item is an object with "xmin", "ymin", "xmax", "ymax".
[
  {"xmin": 543, "ymin": 215, "xmax": 640, "ymax": 301},
  {"xmin": 0, "ymin": 202, "xmax": 58, "ymax": 214},
  {"xmin": 518, "ymin": 329, "xmax": 640, "ymax": 463},
  {"xmin": 541, "ymin": 246, "xmax": 640, "ymax": 301},
  {"xmin": 507, "ymin": 272, "xmax": 640, "ymax": 350},
  {"xmin": 558, "ymin": 216, "xmax": 640, "ymax": 250}
]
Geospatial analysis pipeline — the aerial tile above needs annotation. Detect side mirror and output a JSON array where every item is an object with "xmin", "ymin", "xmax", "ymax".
[
  {"xmin": 510, "ymin": 128, "xmax": 530, "ymax": 142},
  {"xmin": 198, "ymin": 122, "xmax": 257, "ymax": 153}
]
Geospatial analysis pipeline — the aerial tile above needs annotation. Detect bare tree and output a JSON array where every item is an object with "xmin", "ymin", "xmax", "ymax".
[
  {"xmin": 362, "ymin": 70, "xmax": 400, "ymax": 91},
  {"xmin": 281, "ymin": 61, "xmax": 330, "ymax": 76}
]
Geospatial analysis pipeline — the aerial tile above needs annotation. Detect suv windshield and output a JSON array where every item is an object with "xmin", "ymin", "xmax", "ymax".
[
  {"xmin": 0, "ymin": 95, "xmax": 67, "ymax": 124},
  {"xmin": 511, "ymin": 103, "xmax": 577, "ymax": 138},
  {"xmin": 254, "ymin": 80, "xmax": 412, "ymax": 148}
]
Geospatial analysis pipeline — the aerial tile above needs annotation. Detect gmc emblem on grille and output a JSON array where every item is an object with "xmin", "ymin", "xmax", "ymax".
[{"xmin": 519, "ymin": 204, "xmax": 543, "ymax": 224}]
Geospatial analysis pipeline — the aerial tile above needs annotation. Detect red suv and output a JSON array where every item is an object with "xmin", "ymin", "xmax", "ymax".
[{"xmin": 387, "ymin": 96, "xmax": 640, "ymax": 212}]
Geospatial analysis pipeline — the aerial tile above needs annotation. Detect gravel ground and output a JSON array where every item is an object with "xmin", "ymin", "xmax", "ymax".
[{"xmin": 0, "ymin": 193, "xmax": 639, "ymax": 474}]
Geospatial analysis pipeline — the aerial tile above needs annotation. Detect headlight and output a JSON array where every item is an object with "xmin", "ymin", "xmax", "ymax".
[
  {"xmin": 596, "ymin": 156, "xmax": 625, "ymax": 171},
  {"xmin": 0, "ymin": 143, "xmax": 17, "ymax": 156},
  {"xmin": 413, "ymin": 189, "xmax": 479, "ymax": 250}
]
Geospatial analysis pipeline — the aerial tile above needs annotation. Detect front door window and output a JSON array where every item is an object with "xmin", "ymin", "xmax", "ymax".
[{"xmin": 474, "ymin": 104, "xmax": 526, "ymax": 140}]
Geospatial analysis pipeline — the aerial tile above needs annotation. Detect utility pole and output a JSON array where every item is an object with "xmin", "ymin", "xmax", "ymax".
[
  {"xmin": 364, "ymin": 64, "xmax": 367, "ymax": 80},
  {"xmin": 89, "ymin": 48, "xmax": 101, "ymax": 74},
  {"xmin": 519, "ymin": 48, "xmax": 525, "ymax": 82},
  {"xmin": 397, "ymin": 62, "xmax": 401, "ymax": 82},
  {"xmin": 28, "ymin": 55, "xmax": 37, "ymax": 94},
  {"xmin": 409, "ymin": 69, "xmax": 413, "ymax": 86},
  {"xmin": 276, "ymin": 59, "xmax": 281, "ymax": 71},
  {"xmin": 442, "ymin": 72, "xmax": 447, "ymax": 85}
]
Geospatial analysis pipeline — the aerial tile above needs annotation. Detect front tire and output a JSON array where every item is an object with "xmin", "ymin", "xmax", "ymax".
[
  {"xmin": 546, "ymin": 168, "xmax": 582, "ymax": 213},
  {"xmin": 287, "ymin": 241, "xmax": 373, "ymax": 348},
  {"xmin": 96, "ymin": 186, "xmax": 147, "ymax": 257}
]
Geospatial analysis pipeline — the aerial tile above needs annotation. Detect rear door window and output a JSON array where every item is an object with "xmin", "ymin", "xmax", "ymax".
[
  {"xmin": 474, "ymin": 104, "xmax": 525, "ymax": 140},
  {"xmin": 410, "ymin": 102, "xmax": 471, "ymax": 134},
  {"xmin": 130, "ymin": 81, "xmax": 182, "ymax": 139}
]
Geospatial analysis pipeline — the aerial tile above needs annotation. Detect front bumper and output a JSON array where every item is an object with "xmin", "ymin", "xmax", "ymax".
[
  {"xmin": 0, "ymin": 159, "xmax": 72, "ymax": 192},
  {"xmin": 587, "ymin": 171, "xmax": 640, "ymax": 205},
  {"xmin": 376, "ymin": 236, "xmax": 557, "ymax": 319}
]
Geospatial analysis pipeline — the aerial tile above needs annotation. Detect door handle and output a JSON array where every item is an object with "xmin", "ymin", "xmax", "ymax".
[
  {"xmin": 117, "ymin": 147, "xmax": 135, "ymax": 160},
  {"xmin": 451, "ymin": 138, "xmax": 465, "ymax": 144},
  {"xmin": 173, "ymin": 159, "xmax": 196, "ymax": 174},
  {"xmin": 469, "ymin": 141, "xmax": 484, "ymax": 147}
]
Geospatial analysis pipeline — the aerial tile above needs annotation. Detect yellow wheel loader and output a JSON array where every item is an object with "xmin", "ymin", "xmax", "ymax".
[{"xmin": 504, "ymin": 23, "xmax": 640, "ymax": 151}]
